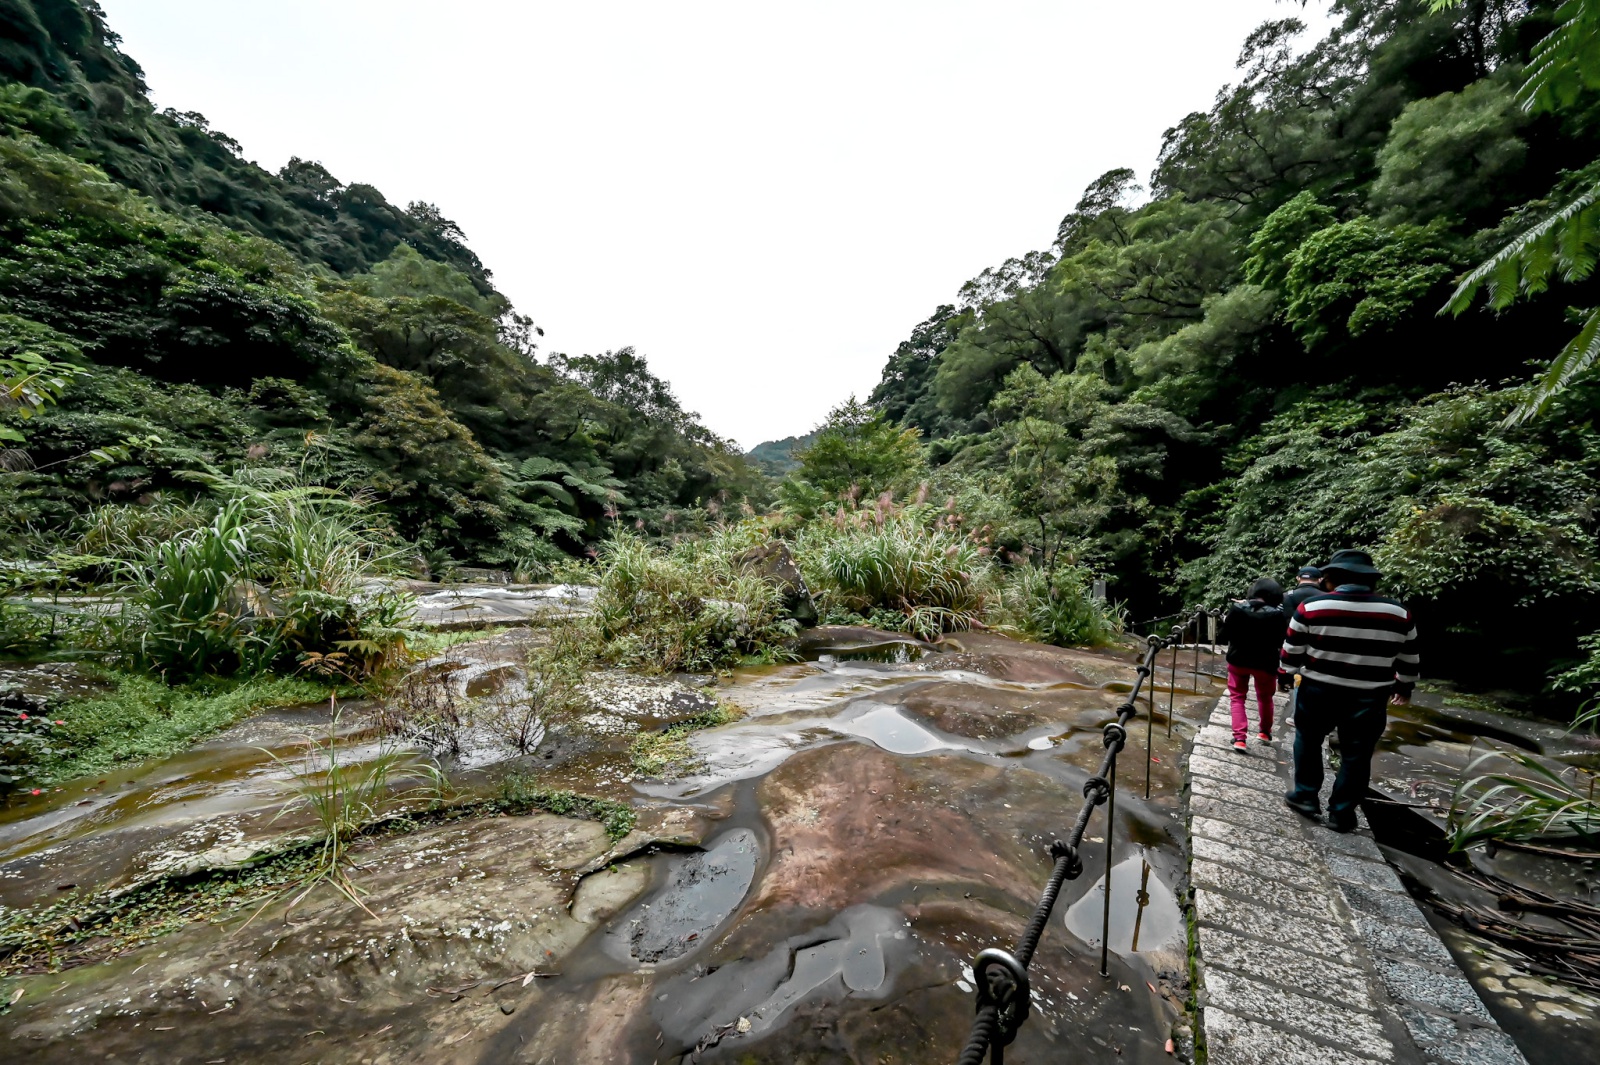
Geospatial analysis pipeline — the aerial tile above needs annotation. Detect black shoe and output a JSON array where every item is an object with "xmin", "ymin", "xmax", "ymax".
[
  {"xmin": 1328, "ymin": 815, "xmax": 1358, "ymax": 834},
  {"xmin": 1283, "ymin": 793, "xmax": 1321, "ymax": 821}
]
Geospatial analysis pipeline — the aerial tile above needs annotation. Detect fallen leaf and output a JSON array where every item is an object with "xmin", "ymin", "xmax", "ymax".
[
  {"xmin": 1146, "ymin": 981, "xmax": 1157, "ymax": 994},
  {"xmin": 522, "ymin": 971, "xmax": 536, "ymax": 987},
  {"xmin": 9, "ymin": 988, "xmax": 23, "ymax": 1005}
]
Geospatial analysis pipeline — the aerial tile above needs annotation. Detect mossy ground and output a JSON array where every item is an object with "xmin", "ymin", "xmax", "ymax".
[
  {"xmin": 42, "ymin": 671, "xmax": 333, "ymax": 784},
  {"xmin": 628, "ymin": 699, "xmax": 744, "ymax": 776}
]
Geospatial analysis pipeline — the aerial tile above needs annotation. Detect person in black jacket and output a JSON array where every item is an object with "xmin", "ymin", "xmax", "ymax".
[
  {"xmin": 1220, "ymin": 577, "xmax": 1286, "ymax": 752},
  {"xmin": 1279, "ymin": 565, "xmax": 1326, "ymax": 718},
  {"xmin": 1279, "ymin": 549, "xmax": 1419, "ymax": 832},
  {"xmin": 1281, "ymin": 565, "xmax": 1325, "ymax": 617}
]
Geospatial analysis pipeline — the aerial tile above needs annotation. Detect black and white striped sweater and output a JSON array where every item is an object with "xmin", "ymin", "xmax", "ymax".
[{"xmin": 1278, "ymin": 590, "xmax": 1420, "ymax": 696}]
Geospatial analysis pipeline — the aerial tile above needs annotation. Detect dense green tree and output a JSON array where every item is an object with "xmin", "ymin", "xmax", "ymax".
[
  {"xmin": 855, "ymin": 0, "xmax": 1600, "ymax": 685},
  {"xmin": 779, "ymin": 398, "xmax": 924, "ymax": 516}
]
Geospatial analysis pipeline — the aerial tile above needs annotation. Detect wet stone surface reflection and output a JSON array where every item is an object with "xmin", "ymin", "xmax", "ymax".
[{"xmin": 0, "ymin": 628, "xmax": 1220, "ymax": 1064}]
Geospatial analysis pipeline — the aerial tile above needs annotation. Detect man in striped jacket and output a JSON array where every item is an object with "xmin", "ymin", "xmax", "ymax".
[{"xmin": 1278, "ymin": 549, "xmax": 1419, "ymax": 833}]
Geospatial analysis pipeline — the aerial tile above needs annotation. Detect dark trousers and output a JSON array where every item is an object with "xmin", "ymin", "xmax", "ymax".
[{"xmin": 1287, "ymin": 678, "xmax": 1390, "ymax": 826}]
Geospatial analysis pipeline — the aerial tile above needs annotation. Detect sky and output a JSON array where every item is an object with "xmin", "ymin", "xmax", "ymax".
[{"xmin": 101, "ymin": 1, "xmax": 1334, "ymax": 450}]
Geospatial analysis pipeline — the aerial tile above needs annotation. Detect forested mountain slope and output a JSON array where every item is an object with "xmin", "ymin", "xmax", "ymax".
[
  {"xmin": 861, "ymin": 0, "xmax": 1600, "ymax": 686},
  {"xmin": 0, "ymin": 0, "xmax": 761, "ymax": 574}
]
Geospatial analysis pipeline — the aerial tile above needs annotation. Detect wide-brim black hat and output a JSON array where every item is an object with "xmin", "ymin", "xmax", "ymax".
[{"xmin": 1323, "ymin": 548, "xmax": 1381, "ymax": 579}]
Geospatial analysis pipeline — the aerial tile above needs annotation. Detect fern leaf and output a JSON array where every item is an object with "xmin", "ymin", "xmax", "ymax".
[
  {"xmin": 1508, "ymin": 305, "xmax": 1600, "ymax": 424},
  {"xmin": 1444, "ymin": 181, "xmax": 1600, "ymax": 314},
  {"xmin": 518, "ymin": 456, "xmax": 573, "ymax": 480},
  {"xmin": 529, "ymin": 480, "xmax": 576, "ymax": 508}
]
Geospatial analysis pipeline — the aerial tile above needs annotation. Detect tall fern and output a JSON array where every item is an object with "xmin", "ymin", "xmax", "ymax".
[
  {"xmin": 1434, "ymin": 0, "xmax": 1600, "ymax": 421},
  {"xmin": 1443, "ymin": 182, "xmax": 1600, "ymax": 421}
]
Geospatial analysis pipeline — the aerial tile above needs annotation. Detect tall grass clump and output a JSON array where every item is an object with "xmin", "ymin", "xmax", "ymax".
[
  {"xmin": 99, "ymin": 470, "xmax": 413, "ymax": 680},
  {"xmin": 1447, "ymin": 745, "xmax": 1600, "ymax": 850},
  {"xmin": 262, "ymin": 714, "xmax": 444, "ymax": 912},
  {"xmin": 997, "ymin": 564, "xmax": 1122, "ymax": 647},
  {"xmin": 594, "ymin": 528, "xmax": 797, "ymax": 673},
  {"xmin": 798, "ymin": 518, "xmax": 993, "ymax": 639}
]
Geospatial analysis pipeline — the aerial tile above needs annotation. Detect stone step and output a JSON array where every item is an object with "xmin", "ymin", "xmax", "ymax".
[{"xmin": 1183, "ymin": 695, "xmax": 1528, "ymax": 1065}]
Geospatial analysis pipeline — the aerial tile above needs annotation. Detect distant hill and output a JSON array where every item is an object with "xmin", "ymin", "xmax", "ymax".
[{"xmin": 746, "ymin": 431, "xmax": 816, "ymax": 477}]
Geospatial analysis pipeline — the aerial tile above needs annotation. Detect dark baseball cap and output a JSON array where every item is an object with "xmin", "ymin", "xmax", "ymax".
[{"xmin": 1296, "ymin": 565, "xmax": 1322, "ymax": 579}]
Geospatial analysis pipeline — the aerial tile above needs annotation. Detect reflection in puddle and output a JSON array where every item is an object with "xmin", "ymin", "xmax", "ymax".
[
  {"xmin": 836, "ymin": 703, "xmax": 952, "ymax": 755},
  {"xmin": 816, "ymin": 641, "xmax": 927, "ymax": 665},
  {"xmin": 607, "ymin": 828, "xmax": 760, "ymax": 964},
  {"xmin": 1063, "ymin": 853, "xmax": 1181, "ymax": 956},
  {"xmin": 651, "ymin": 905, "xmax": 912, "ymax": 1045}
]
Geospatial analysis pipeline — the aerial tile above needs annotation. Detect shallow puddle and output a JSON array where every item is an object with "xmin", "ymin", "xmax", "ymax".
[
  {"xmin": 835, "ymin": 702, "xmax": 957, "ymax": 755},
  {"xmin": 1062, "ymin": 852, "xmax": 1183, "ymax": 957},
  {"xmin": 0, "ymin": 628, "xmax": 1223, "ymax": 1064},
  {"xmin": 606, "ymin": 827, "xmax": 761, "ymax": 964}
]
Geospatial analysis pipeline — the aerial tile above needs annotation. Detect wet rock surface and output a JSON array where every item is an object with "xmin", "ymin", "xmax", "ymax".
[
  {"xmin": 1, "ymin": 627, "xmax": 1215, "ymax": 1063},
  {"xmin": 407, "ymin": 582, "xmax": 597, "ymax": 630},
  {"xmin": 1362, "ymin": 691, "xmax": 1600, "ymax": 1065}
]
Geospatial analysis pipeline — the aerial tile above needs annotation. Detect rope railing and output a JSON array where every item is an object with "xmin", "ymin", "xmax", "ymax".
[{"xmin": 952, "ymin": 606, "xmax": 1224, "ymax": 1064}]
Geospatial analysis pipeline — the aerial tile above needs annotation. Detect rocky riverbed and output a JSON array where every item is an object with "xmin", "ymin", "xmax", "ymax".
[{"xmin": 0, "ymin": 627, "xmax": 1218, "ymax": 1063}]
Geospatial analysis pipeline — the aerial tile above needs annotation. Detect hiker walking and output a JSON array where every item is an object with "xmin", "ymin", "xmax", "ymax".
[
  {"xmin": 1279, "ymin": 549, "xmax": 1419, "ymax": 832},
  {"xmin": 1281, "ymin": 564, "xmax": 1324, "ymax": 615},
  {"xmin": 1220, "ymin": 577, "xmax": 1286, "ymax": 752},
  {"xmin": 1279, "ymin": 564, "xmax": 1324, "ymax": 715}
]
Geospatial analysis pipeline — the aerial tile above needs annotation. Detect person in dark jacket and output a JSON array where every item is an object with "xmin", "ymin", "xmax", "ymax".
[
  {"xmin": 1281, "ymin": 565, "xmax": 1325, "ymax": 617},
  {"xmin": 1279, "ymin": 549, "xmax": 1419, "ymax": 832},
  {"xmin": 1220, "ymin": 577, "xmax": 1286, "ymax": 752},
  {"xmin": 1279, "ymin": 565, "xmax": 1326, "ymax": 718}
]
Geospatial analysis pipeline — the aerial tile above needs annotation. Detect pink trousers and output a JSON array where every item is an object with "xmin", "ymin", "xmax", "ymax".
[{"xmin": 1227, "ymin": 665, "xmax": 1275, "ymax": 743}]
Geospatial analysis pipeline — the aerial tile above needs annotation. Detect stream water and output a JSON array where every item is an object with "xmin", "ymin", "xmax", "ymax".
[
  {"xmin": 0, "ymin": 629, "xmax": 1592, "ymax": 1063},
  {"xmin": 0, "ymin": 628, "xmax": 1216, "ymax": 1063}
]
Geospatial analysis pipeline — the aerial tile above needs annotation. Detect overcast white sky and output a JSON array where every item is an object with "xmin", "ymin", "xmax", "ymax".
[{"xmin": 101, "ymin": 1, "xmax": 1332, "ymax": 450}]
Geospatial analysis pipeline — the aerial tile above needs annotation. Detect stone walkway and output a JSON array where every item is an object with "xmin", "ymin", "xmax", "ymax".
[{"xmin": 1184, "ymin": 694, "xmax": 1528, "ymax": 1065}]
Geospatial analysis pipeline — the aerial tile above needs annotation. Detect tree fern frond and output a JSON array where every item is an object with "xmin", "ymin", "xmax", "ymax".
[
  {"xmin": 1518, "ymin": 0, "xmax": 1600, "ymax": 115},
  {"xmin": 520, "ymin": 506, "xmax": 587, "ymax": 536},
  {"xmin": 518, "ymin": 456, "xmax": 573, "ymax": 480},
  {"xmin": 529, "ymin": 480, "xmax": 576, "ymax": 508},
  {"xmin": 1444, "ymin": 181, "xmax": 1600, "ymax": 314},
  {"xmin": 1507, "ymin": 306, "xmax": 1600, "ymax": 424}
]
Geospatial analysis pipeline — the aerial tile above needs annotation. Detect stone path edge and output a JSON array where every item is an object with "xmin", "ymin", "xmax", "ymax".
[{"xmin": 1180, "ymin": 695, "xmax": 1529, "ymax": 1065}]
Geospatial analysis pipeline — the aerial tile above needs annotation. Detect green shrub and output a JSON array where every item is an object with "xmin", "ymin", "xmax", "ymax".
[
  {"xmin": 101, "ymin": 471, "xmax": 414, "ymax": 680},
  {"xmin": 798, "ymin": 519, "xmax": 993, "ymax": 639},
  {"xmin": 594, "ymin": 530, "xmax": 796, "ymax": 673},
  {"xmin": 0, "ymin": 705, "xmax": 63, "ymax": 796},
  {"xmin": 997, "ymin": 564, "xmax": 1122, "ymax": 647}
]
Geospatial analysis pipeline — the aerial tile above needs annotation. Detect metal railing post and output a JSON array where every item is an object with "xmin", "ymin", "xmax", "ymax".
[
  {"xmin": 1099, "ymin": 751, "xmax": 1117, "ymax": 978},
  {"xmin": 953, "ymin": 634, "xmax": 1177, "ymax": 1063},
  {"xmin": 1192, "ymin": 612, "xmax": 1201, "ymax": 686},
  {"xmin": 1166, "ymin": 634, "xmax": 1179, "ymax": 738}
]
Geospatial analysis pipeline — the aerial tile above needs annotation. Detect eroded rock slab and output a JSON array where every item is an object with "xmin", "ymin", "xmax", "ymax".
[{"xmin": 1, "ymin": 811, "xmax": 685, "ymax": 1063}]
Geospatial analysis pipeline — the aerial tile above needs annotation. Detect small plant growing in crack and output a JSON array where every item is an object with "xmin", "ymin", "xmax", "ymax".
[{"xmin": 255, "ymin": 714, "xmax": 445, "ymax": 917}]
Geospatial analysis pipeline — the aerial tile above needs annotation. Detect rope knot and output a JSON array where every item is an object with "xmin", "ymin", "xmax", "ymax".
[
  {"xmin": 1048, "ymin": 839, "xmax": 1083, "ymax": 879},
  {"xmin": 1082, "ymin": 775, "xmax": 1111, "ymax": 805},
  {"xmin": 973, "ymin": 948, "xmax": 1030, "ymax": 1048},
  {"xmin": 1102, "ymin": 721, "xmax": 1127, "ymax": 749}
]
